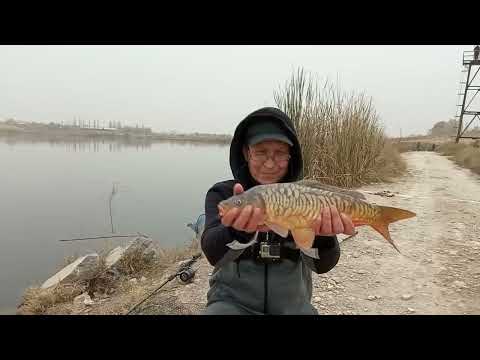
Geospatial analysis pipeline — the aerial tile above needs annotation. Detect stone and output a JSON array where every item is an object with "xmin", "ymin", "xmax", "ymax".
[
  {"xmin": 367, "ymin": 295, "xmax": 376, "ymax": 301},
  {"xmin": 84, "ymin": 297, "xmax": 94, "ymax": 306},
  {"xmin": 352, "ymin": 252, "xmax": 360, "ymax": 258},
  {"xmin": 140, "ymin": 276, "xmax": 147, "ymax": 282},
  {"xmin": 105, "ymin": 237, "xmax": 158, "ymax": 271},
  {"xmin": 129, "ymin": 278, "xmax": 137, "ymax": 284},
  {"xmin": 453, "ymin": 280, "xmax": 467, "ymax": 288},
  {"xmin": 74, "ymin": 293, "xmax": 94, "ymax": 306},
  {"xmin": 407, "ymin": 308, "xmax": 416, "ymax": 313},
  {"xmin": 105, "ymin": 246, "xmax": 125, "ymax": 269},
  {"xmin": 41, "ymin": 253, "xmax": 100, "ymax": 289},
  {"xmin": 401, "ymin": 294, "xmax": 413, "ymax": 300}
]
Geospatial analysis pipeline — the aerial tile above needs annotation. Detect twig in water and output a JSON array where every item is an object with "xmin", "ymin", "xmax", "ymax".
[
  {"xmin": 58, "ymin": 232, "xmax": 149, "ymax": 242},
  {"xmin": 109, "ymin": 183, "xmax": 118, "ymax": 233}
]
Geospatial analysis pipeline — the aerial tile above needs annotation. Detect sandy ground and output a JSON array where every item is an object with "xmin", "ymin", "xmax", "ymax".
[
  {"xmin": 41, "ymin": 151, "xmax": 479, "ymax": 315},
  {"xmin": 171, "ymin": 151, "xmax": 480, "ymax": 315}
]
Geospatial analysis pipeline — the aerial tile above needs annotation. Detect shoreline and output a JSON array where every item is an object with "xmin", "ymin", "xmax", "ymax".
[{"xmin": 0, "ymin": 124, "xmax": 232, "ymax": 145}]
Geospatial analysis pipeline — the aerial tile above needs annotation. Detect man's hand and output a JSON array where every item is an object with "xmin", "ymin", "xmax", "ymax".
[
  {"xmin": 312, "ymin": 206, "xmax": 355, "ymax": 236},
  {"xmin": 220, "ymin": 183, "xmax": 269, "ymax": 233}
]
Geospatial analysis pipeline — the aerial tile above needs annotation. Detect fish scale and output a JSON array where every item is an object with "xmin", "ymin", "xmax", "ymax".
[{"xmin": 218, "ymin": 180, "xmax": 416, "ymax": 253}]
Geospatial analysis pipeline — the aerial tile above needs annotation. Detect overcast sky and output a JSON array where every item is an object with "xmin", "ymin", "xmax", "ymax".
[{"xmin": 0, "ymin": 45, "xmax": 476, "ymax": 137}]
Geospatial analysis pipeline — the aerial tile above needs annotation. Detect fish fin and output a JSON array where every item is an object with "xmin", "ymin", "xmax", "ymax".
[
  {"xmin": 226, "ymin": 231, "xmax": 259, "ymax": 250},
  {"xmin": 370, "ymin": 223, "xmax": 401, "ymax": 253},
  {"xmin": 291, "ymin": 228, "xmax": 316, "ymax": 249},
  {"xmin": 295, "ymin": 179, "xmax": 366, "ymax": 200},
  {"xmin": 265, "ymin": 222, "xmax": 289, "ymax": 238},
  {"xmin": 370, "ymin": 206, "xmax": 416, "ymax": 253},
  {"xmin": 378, "ymin": 205, "xmax": 416, "ymax": 223}
]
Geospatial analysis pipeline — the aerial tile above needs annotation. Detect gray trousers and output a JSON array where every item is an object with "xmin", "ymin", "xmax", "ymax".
[{"xmin": 202, "ymin": 258, "xmax": 318, "ymax": 315}]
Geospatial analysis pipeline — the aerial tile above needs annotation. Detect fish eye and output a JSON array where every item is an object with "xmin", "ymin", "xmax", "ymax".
[{"xmin": 234, "ymin": 199, "xmax": 242, "ymax": 206}]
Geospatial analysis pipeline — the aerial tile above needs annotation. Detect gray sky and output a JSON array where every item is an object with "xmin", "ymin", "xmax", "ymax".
[{"xmin": 0, "ymin": 45, "xmax": 476, "ymax": 137}]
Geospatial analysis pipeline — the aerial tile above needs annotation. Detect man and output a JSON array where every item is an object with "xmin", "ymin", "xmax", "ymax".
[
  {"xmin": 474, "ymin": 45, "xmax": 480, "ymax": 61},
  {"xmin": 200, "ymin": 107, "xmax": 355, "ymax": 315}
]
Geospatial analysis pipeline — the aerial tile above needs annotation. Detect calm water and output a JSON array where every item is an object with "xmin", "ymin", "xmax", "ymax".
[{"xmin": 0, "ymin": 137, "xmax": 231, "ymax": 314}]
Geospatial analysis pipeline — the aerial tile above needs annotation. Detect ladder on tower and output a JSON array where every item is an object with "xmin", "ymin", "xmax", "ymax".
[{"xmin": 455, "ymin": 50, "xmax": 480, "ymax": 142}]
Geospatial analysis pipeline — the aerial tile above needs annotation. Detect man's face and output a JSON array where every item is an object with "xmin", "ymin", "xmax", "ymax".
[{"xmin": 243, "ymin": 140, "xmax": 291, "ymax": 185}]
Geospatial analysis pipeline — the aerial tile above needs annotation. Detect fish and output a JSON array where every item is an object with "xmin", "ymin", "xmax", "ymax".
[{"xmin": 217, "ymin": 180, "xmax": 416, "ymax": 253}]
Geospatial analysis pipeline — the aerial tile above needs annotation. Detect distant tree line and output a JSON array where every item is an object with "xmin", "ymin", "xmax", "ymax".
[{"xmin": 429, "ymin": 118, "xmax": 480, "ymax": 136}]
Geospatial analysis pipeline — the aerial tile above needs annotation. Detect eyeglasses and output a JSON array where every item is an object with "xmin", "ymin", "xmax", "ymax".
[{"xmin": 248, "ymin": 150, "xmax": 291, "ymax": 164}]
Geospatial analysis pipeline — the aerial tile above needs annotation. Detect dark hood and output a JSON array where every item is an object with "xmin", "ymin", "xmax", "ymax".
[{"xmin": 229, "ymin": 107, "xmax": 303, "ymax": 189}]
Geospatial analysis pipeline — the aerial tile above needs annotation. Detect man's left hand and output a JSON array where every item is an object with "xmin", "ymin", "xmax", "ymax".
[{"xmin": 312, "ymin": 206, "xmax": 355, "ymax": 236}]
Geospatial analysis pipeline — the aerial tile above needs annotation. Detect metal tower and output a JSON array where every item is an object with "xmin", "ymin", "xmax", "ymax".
[{"xmin": 455, "ymin": 48, "xmax": 480, "ymax": 143}]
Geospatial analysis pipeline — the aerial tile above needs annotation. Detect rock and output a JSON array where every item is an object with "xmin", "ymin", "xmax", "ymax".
[
  {"xmin": 105, "ymin": 246, "xmax": 125, "ymax": 269},
  {"xmin": 327, "ymin": 284, "xmax": 334, "ymax": 290},
  {"xmin": 313, "ymin": 296, "xmax": 321, "ymax": 302},
  {"xmin": 452, "ymin": 280, "xmax": 467, "ymax": 288},
  {"xmin": 401, "ymin": 294, "xmax": 413, "ymax": 300},
  {"xmin": 41, "ymin": 253, "xmax": 100, "ymax": 289},
  {"xmin": 129, "ymin": 278, "xmax": 138, "ymax": 284},
  {"xmin": 352, "ymin": 252, "xmax": 360, "ymax": 258},
  {"xmin": 105, "ymin": 237, "xmax": 158, "ymax": 271},
  {"xmin": 74, "ymin": 293, "xmax": 94, "ymax": 306},
  {"xmin": 407, "ymin": 308, "xmax": 416, "ymax": 313},
  {"xmin": 367, "ymin": 295, "xmax": 376, "ymax": 301},
  {"xmin": 140, "ymin": 276, "xmax": 147, "ymax": 282},
  {"xmin": 84, "ymin": 297, "xmax": 94, "ymax": 306}
]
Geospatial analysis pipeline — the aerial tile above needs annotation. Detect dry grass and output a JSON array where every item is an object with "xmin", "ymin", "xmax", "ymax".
[
  {"xmin": 274, "ymin": 68, "xmax": 406, "ymax": 188},
  {"xmin": 373, "ymin": 141, "xmax": 408, "ymax": 181},
  {"xmin": 17, "ymin": 283, "xmax": 86, "ymax": 315},
  {"xmin": 437, "ymin": 141, "xmax": 480, "ymax": 175},
  {"xmin": 17, "ymin": 237, "xmax": 202, "ymax": 315}
]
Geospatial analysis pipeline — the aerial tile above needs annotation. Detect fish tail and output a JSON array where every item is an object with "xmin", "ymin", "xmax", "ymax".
[{"xmin": 369, "ymin": 206, "xmax": 416, "ymax": 253}]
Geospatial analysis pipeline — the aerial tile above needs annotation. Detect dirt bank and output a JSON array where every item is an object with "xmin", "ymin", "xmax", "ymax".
[{"xmin": 173, "ymin": 151, "xmax": 480, "ymax": 315}]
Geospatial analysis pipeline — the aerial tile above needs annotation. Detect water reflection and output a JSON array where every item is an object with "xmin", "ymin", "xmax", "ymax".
[{"xmin": 0, "ymin": 133, "xmax": 228, "ymax": 152}]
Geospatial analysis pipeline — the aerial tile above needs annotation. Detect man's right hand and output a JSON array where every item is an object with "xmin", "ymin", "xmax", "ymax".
[{"xmin": 220, "ymin": 183, "xmax": 269, "ymax": 233}]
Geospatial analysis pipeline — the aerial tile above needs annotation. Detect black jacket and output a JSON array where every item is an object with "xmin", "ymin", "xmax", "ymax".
[{"xmin": 201, "ymin": 107, "xmax": 340, "ymax": 274}]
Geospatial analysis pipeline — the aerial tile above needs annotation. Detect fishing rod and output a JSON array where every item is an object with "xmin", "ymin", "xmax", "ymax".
[{"xmin": 126, "ymin": 253, "xmax": 202, "ymax": 315}]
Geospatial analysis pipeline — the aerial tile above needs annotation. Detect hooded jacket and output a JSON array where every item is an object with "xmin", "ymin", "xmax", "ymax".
[{"xmin": 200, "ymin": 107, "xmax": 341, "ymax": 314}]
